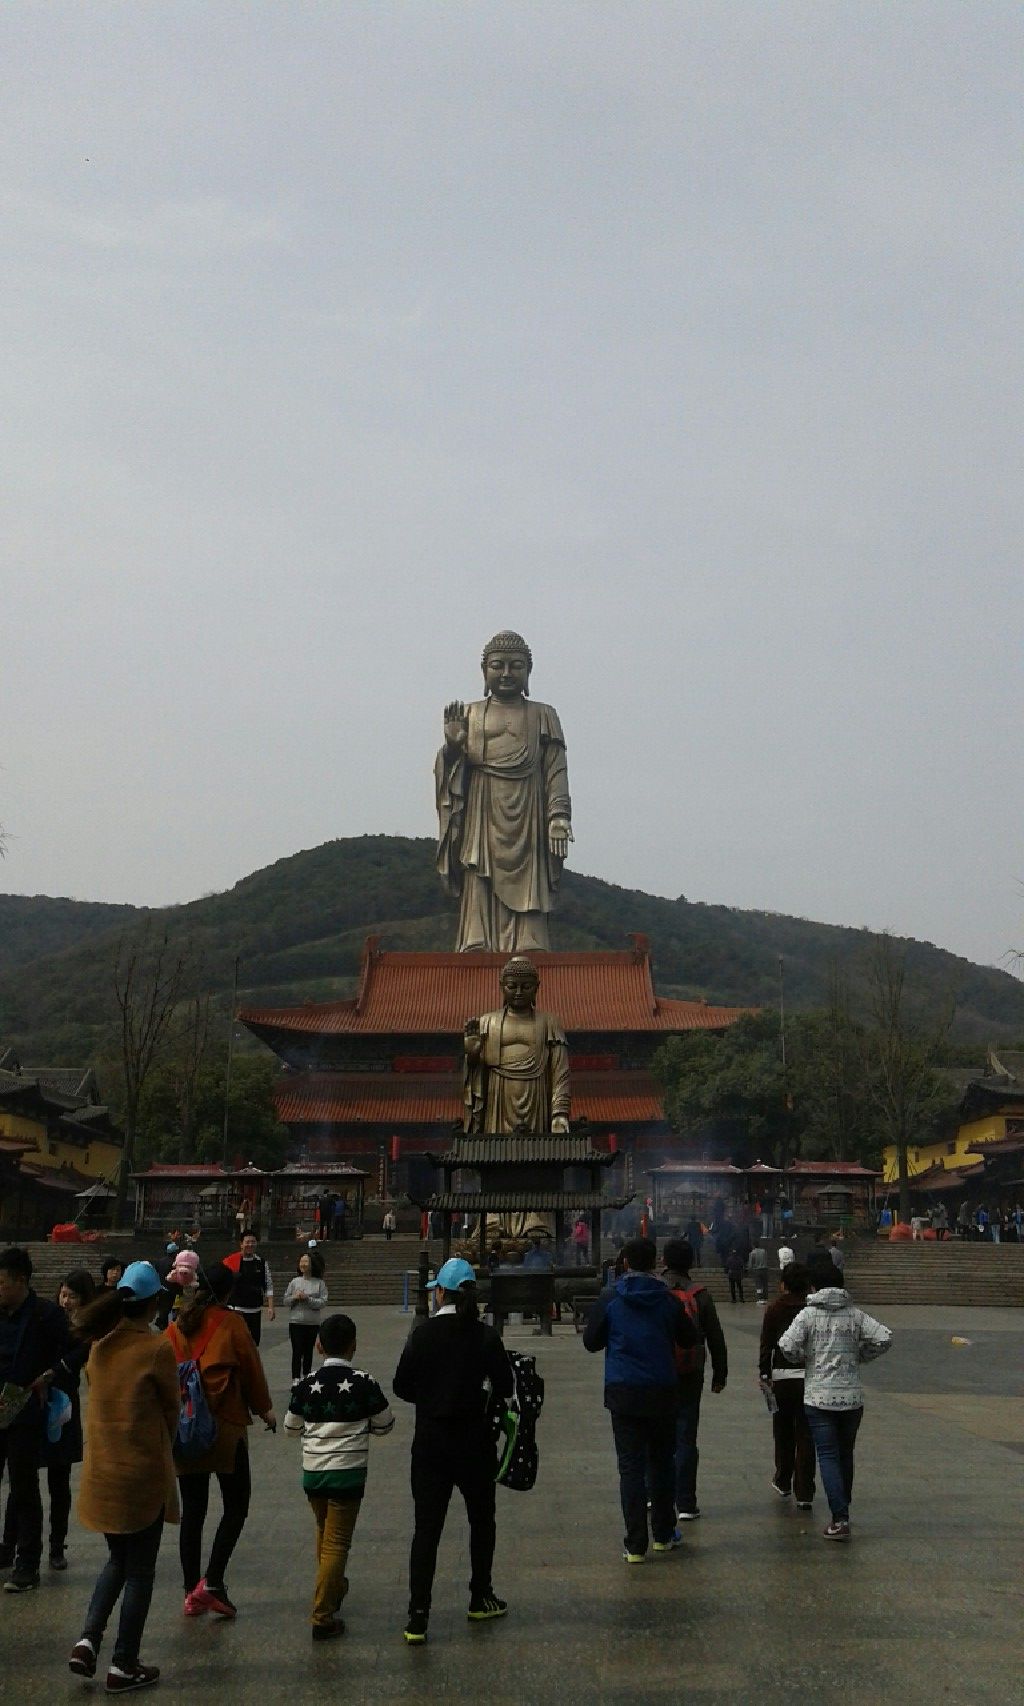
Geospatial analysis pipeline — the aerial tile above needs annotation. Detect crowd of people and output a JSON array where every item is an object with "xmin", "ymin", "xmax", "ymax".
[{"xmin": 0, "ymin": 1227, "xmax": 894, "ymax": 1690}]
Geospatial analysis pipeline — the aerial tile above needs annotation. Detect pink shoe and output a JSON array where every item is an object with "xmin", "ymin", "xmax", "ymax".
[
  {"xmin": 183, "ymin": 1587, "xmax": 207, "ymax": 1617},
  {"xmin": 195, "ymin": 1578, "xmax": 237, "ymax": 1618}
]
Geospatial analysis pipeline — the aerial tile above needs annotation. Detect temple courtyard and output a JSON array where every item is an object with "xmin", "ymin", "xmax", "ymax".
[{"xmin": 2, "ymin": 1301, "xmax": 1020, "ymax": 1705}]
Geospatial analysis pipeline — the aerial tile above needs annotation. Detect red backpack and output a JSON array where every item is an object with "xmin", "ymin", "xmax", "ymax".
[{"xmin": 669, "ymin": 1282, "xmax": 707, "ymax": 1377}]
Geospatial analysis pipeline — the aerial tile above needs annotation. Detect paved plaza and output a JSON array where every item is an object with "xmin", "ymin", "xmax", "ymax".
[{"xmin": 1, "ymin": 1301, "xmax": 1021, "ymax": 1706}]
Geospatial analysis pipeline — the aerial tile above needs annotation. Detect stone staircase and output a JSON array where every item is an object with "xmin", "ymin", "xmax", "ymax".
[
  {"xmin": 690, "ymin": 1241, "xmax": 1024, "ymax": 1308},
  {"xmin": 17, "ymin": 1234, "xmax": 1024, "ymax": 1309},
  {"xmin": 18, "ymin": 1234, "xmax": 435, "ymax": 1309}
]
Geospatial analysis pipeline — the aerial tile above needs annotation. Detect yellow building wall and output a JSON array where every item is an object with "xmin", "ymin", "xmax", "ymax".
[
  {"xmin": 0, "ymin": 1110, "xmax": 43, "ymax": 1142},
  {"xmin": 0, "ymin": 1109, "xmax": 121, "ymax": 1180},
  {"xmin": 881, "ymin": 1115, "xmax": 1007, "ymax": 1184}
]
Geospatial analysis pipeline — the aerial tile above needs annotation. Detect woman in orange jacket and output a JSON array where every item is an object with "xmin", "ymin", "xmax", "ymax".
[{"xmin": 165, "ymin": 1262, "xmax": 274, "ymax": 1619}]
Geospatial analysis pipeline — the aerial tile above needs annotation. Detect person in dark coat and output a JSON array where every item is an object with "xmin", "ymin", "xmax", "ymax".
[
  {"xmin": 583, "ymin": 1237, "xmax": 698, "ymax": 1561},
  {"xmin": 0, "ymin": 1246, "xmax": 70, "ymax": 1592},
  {"xmin": 393, "ymin": 1257, "xmax": 514, "ymax": 1646},
  {"xmin": 660, "ymin": 1240, "xmax": 728, "ymax": 1521},
  {"xmin": 2, "ymin": 1267, "xmax": 95, "ymax": 1571},
  {"xmin": 759, "ymin": 1263, "xmax": 816, "ymax": 1508},
  {"xmin": 42, "ymin": 1268, "xmax": 95, "ymax": 1570}
]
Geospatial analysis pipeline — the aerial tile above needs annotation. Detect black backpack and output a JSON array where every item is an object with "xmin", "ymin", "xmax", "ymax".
[{"xmin": 493, "ymin": 1351, "xmax": 545, "ymax": 1491}]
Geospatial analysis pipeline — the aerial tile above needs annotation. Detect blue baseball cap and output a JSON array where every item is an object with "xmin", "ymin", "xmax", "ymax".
[
  {"xmin": 426, "ymin": 1256, "xmax": 477, "ymax": 1292},
  {"xmin": 117, "ymin": 1261, "xmax": 163, "ymax": 1301}
]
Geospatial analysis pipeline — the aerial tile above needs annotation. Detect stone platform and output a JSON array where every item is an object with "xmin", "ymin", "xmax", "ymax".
[{"xmin": 2, "ymin": 1303, "xmax": 1020, "ymax": 1705}]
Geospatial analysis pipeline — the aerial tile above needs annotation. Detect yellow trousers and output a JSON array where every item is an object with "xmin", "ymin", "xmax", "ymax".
[{"xmin": 308, "ymin": 1495, "xmax": 360, "ymax": 1627}]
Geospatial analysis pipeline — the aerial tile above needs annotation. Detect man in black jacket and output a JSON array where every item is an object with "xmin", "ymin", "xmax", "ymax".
[
  {"xmin": 393, "ymin": 1258, "xmax": 513, "ymax": 1645},
  {"xmin": 228, "ymin": 1233, "xmax": 275, "ymax": 1344},
  {"xmin": 661, "ymin": 1239, "xmax": 728, "ymax": 1522},
  {"xmin": 0, "ymin": 1247, "xmax": 70, "ymax": 1592}
]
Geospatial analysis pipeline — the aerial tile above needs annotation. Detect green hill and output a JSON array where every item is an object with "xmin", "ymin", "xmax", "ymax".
[
  {"xmin": 0, "ymin": 834, "xmax": 1021, "ymax": 1063},
  {"xmin": 0, "ymin": 893, "xmax": 137, "ymax": 978}
]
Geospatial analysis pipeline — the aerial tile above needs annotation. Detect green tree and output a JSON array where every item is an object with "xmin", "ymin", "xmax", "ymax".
[
  {"xmin": 861, "ymin": 934, "xmax": 955, "ymax": 1226},
  {"xmin": 136, "ymin": 1051, "xmax": 288, "ymax": 1173},
  {"xmin": 654, "ymin": 1014, "xmax": 793, "ymax": 1164}
]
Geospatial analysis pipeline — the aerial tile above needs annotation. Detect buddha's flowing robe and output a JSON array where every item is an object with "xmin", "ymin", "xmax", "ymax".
[
  {"xmin": 436, "ymin": 698, "xmax": 570, "ymax": 953},
  {"xmin": 463, "ymin": 1009, "xmax": 571, "ymax": 1135}
]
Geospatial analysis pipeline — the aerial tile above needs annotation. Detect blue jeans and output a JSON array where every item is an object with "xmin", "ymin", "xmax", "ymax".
[
  {"xmin": 673, "ymin": 1382, "xmax": 703, "ymax": 1515},
  {"xmin": 804, "ymin": 1407, "xmax": 862, "ymax": 1522},
  {"xmin": 82, "ymin": 1511, "xmax": 164, "ymax": 1667},
  {"xmin": 611, "ymin": 1411, "xmax": 676, "ymax": 1554}
]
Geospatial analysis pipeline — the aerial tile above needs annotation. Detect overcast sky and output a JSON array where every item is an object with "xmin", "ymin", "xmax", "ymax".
[{"xmin": 3, "ymin": 2, "xmax": 1021, "ymax": 972}]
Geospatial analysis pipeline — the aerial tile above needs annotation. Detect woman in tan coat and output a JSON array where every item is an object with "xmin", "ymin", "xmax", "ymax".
[
  {"xmin": 165, "ymin": 1261, "xmax": 274, "ymax": 1619},
  {"xmin": 69, "ymin": 1261, "xmax": 179, "ymax": 1694}
]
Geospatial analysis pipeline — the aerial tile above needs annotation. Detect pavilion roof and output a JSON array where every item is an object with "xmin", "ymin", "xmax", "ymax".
[
  {"xmin": 273, "ymin": 1068, "xmax": 665, "ymax": 1127},
  {"xmin": 431, "ymin": 1135, "xmax": 617, "ymax": 1168},
  {"xmin": 786, "ymin": 1159, "xmax": 880, "ymax": 1177},
  {"xmin": 416, "ymin": 1191, "xmax": 633, "ymax": 1212},
  {"xmin": 240, "ymin": 937, "xmax": 753, "ymax": 1040}
]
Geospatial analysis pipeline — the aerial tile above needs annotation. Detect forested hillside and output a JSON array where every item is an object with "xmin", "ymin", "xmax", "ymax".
[
  {"xmin": 0, "ymin": 835, "xmax": 1021, "ymax": 1065},
  {"xmin": 0, "ymin": 894, "xmax": 136, "ymax": 978}
]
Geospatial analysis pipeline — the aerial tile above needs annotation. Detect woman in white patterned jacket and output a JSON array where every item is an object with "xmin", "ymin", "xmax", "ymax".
[{"xmin": 778, "ymin": 1266, "xmax": 892, "ymax": 1544}]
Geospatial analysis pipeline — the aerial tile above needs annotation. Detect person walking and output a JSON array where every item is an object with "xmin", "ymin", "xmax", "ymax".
[
  {"xmin": 748, "ymin": 1243, "xmax": 768, "ymax": 1303},
  {"xmin": 41, "ymin": 1268, "xmax": 95, "ymax": 1572},
  {"xmin": 382, "ymin": 1208, "xmax": 397, "ymax": 1242},
  {"xmin": 571, "ymin": 1216, "xmax": 590, "ymax": 1267},
  {"xmin": 684, "ymin": 1216, "xmax": 704, "ymax": 1267},
  {"xmin": 725, "ymin": 1245, "xmax": 746, "ymax": 1303},
  {"xmin": 285, "ymin": 1312, "xmax": 395, "ymax": 1641},
  {"xmin": 759, "ymin": 1263, "xmax": 816, "ymax": 1510},
  {"xmin": 283, "ymin": 1251, "xmax": 329, "ymax": 1383},
  {"xmin": 166, "ymin": 1262, "xmax": 275, "ymax": 1619},
  {"xmin": 0, "ymin": 1245, "xmax": 70, "ymax": 1593},
  {"xmin": 226, "ymin": 1233, "xmax": 274, "ymax": 1344},
  {"xmin": 777, "ymin": 1240, "xmax": 796, "ymax": 1272},
  {"xmin": 69, "ymin": 1261, "xmax": 178, "ymax": 1692},
  {"xmin": 582, "ymin": 1237, "xmax": 698, "ymax": 1563},
  {"xmin": 660, "ymin": 1239, "xmax": 727, "ymax": 1523},
  {"xmin": 392, "ymin": 1257, "xmax": 513, "ymax": 1646},
  {"xmin": 778, "ymin": 1265, "xmax": 892, "ymax": 1541}
]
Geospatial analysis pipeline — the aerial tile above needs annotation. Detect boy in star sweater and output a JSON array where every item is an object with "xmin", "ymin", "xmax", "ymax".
[{"xmin": 284, "ymin": 1312, "xmax": 395, "ymax": 1640}]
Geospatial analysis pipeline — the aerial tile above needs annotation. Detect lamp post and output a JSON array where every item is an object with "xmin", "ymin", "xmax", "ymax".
[{"xmin": 222, "ymin": 954, "xmax": 240, "ymax": 1165}]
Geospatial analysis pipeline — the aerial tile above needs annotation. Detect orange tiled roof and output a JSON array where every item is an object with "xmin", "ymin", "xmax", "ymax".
[
  {"xmin": 242, "ymin": 941, "xmax": 751, "ymax": 1039},
  {"xmin": 274, "ymin": 1069, "xmax": 665, "ymax": 1127}
]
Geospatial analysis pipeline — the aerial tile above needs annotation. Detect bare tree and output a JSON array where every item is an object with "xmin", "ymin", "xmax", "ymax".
[
  {"xmin": 111, "ymin": 926, "xmax": 195, "ymax": 1227},
  {"xmin": 863, "ymin": 934, "xmax": 954, "ymax": 1227},
  {"xmin": 171, "ymin": 989, "xmax": 212, "ymax": 1158}
]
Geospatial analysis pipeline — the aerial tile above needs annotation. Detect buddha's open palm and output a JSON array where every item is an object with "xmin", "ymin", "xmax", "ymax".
[{"xmin": 444, "ymin": 701, "xmax": 468, "ymax": 747}]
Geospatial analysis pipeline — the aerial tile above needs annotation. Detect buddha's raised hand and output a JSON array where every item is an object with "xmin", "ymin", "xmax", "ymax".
[{"xmin": 444, "ymin": 701, "xmax": 468, "ymax": 747}]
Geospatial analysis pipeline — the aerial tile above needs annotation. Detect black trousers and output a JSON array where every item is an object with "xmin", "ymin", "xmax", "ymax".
[
  {"xmin": 289, "ymin": 1324, "xmax": 319, "ymax": 1381},
  {"xmin": 771, "ymin": 1380, "xmax": 816, "ymax": 1504},
  {"xmin": 177, "ymin": 1439, "xmax": 251, "ymax": 1593},
  {"xmin": 612, "ymin": 1410, "xmax": 676, "ymax": 1555},
  {"xmin": 233, "ymin": 1308, "xmax": 262, "ymax": 1345},
  {"xmin": 408, "ymin": 1420, "xmax": 497, "ymax": 1613},
  {"xmin": 3, "ymin": 1461, "xmax": 71, "ymax": 1554},
  {"xmin": 0, "ymin": 1423, "xmax": 43, "ymax": 1572},
  {"xmin": 83, "ymin": 1512, "xmax": 164, "ymax": 1668}
]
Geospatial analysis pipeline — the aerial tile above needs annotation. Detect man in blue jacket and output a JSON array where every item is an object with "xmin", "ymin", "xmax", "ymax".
[{"xmin": 583, "ymin": 1237, "xmax": 698, "ymax": 1562}]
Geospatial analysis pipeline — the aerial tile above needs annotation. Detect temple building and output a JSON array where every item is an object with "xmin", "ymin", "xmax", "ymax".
[
  {"xmin": 881, "ymin": 1055, "xmax": 1024, "ymax": 1194},
  {"xmin": 0, "ymin": 1051, "xmax": 124, "ymax": 1237},
  {"xmin": 239, "ymin": 934, "xmax": 750, "ymax": 1192}
]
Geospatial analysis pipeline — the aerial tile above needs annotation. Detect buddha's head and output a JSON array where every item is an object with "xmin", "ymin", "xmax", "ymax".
[
  {"xmin": 482, "ymin": 631, "xmax": 532, "ymax": 700},
  {"xmin": 500, "ymin": 956, "xmax": 540, "ymax": 1011}
]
